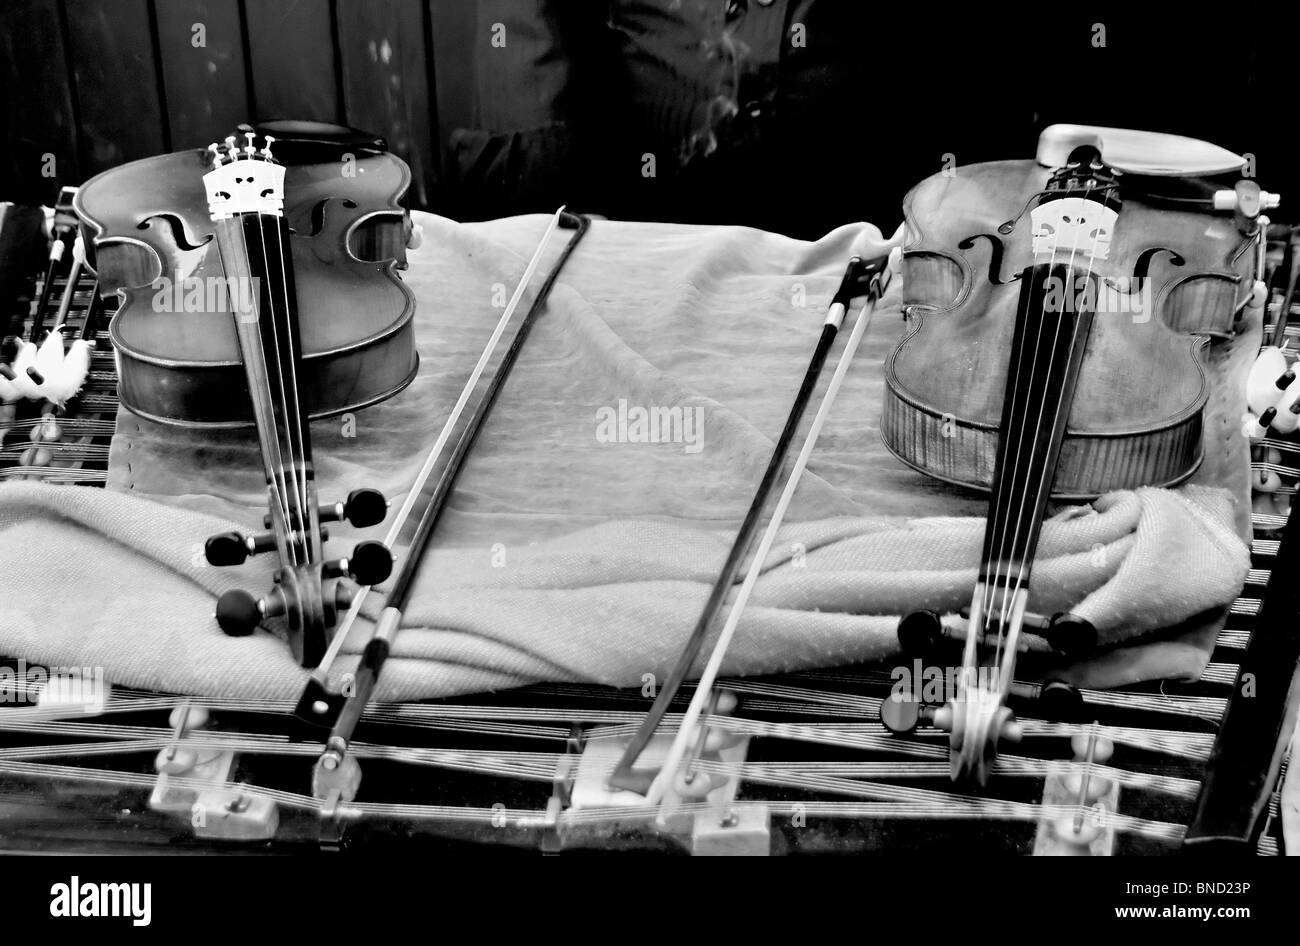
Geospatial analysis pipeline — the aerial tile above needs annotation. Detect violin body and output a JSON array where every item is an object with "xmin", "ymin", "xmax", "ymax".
[
  {"xmin": 75, "ymin": 148, "xmax": 418, "ymax": 426},
  {"xmin": 878, "ymin": 135, "xmax": 1274, "ymax": 784},
  {"xmin": 883, "ymin": 158, "xmax": 1255, "ymax": 498},
  {"xmin": 67, "ymin": 133, "xmax": 410, "ymax": 666}
]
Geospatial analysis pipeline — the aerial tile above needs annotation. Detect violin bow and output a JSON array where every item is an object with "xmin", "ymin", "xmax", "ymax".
[
  {"xmin": 607, "ymin": 237, "xmax": 903, "ymax": 797},
  {"xmin": 296, "ymin": 210, "xmax": 589, "ymax": 755}
]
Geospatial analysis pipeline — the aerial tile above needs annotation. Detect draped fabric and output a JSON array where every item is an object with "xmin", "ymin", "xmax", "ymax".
[{"xmin": 0, "ymin": 211, "xmax": 1255, "ymax": 701}]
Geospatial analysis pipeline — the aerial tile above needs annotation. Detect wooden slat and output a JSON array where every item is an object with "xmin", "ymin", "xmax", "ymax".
[
  {"xmin": 243, "ymin": 0, "xmax": 338, "ymax": 123},
  {"xmin": 427, "ymin": 0, "xmax": 473, "ymax": 155},
  {"xmin": 63, "ymin": 0, "xmax": 167, "ymax": 171},
  {"xmin": 336, "ymin": 0, "xmax": 436, "ymax": 207},
  {"xmin": 152, "ymin": 0, "xmax": 248, "ymax": 149},
  {"xmin": 0, "ymin": 0, "xmax": 80, "ymax": 191}
]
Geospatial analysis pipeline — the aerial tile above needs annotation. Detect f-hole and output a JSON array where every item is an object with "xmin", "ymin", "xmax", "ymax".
[
  {"xmin": 137, "ymin": 213, "xmax": 213, "ymax": 251},
  {"xmin": 959, "ymin": 233, "xmax": 1023, "ymax": 286},
  {"xmin": 306, "ymin": 197, "xmax": 360, "ymax": 237},
  {"xmin": 1100, "ymin": 246, "xmax": 1186, "ymax": 305}
]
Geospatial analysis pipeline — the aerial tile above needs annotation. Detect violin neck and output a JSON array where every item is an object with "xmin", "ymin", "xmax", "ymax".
[
  {"xmin": 211, "ymin": 210, "xmax": 320, "ymax": 566},
  {"xmin": 978, "ymin": 261, "xmax": 1097, "ymax": 598}
]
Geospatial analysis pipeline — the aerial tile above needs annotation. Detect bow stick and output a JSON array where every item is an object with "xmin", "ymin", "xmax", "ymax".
[
  {"xmin": 299, "ymin": 211, "xmax": 590, "ymax": 773},
  {"xmin": 293, "ymin": 206, "xmax": 568, "ymax": 718},
  {"xmin": 608, "ymin": 232, "xmax": 903, "ymax": 797},
  {"xmin": 309, "ymin": 212, "xmax": 590, "ymax": 810}
]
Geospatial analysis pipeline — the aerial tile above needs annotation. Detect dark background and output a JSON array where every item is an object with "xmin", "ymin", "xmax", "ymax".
[{"xmin": 1, "ymin": 0, "xmax": 1296, "ymax": 236}]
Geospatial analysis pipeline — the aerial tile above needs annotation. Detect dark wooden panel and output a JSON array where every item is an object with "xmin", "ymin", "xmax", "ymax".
[
  {"xmin": 336, "ymin": 0, "xmax": 436, "ymax": 207},
  {"xmin": 63, "ymin": 0, "xmax": 167, "ymax": 171},
  {"xmin": 427, "ymin": 0, "xmax": 473, "ymax": 153},
  {"xmin": 244, "ymin": 0, "xmax": 338, "ymax": 123},
  {"xmin": 0, "ymin": 0, "xmax": 80, "ymax": 195},
  {"xmin": 153, "ymin": 0, "xmax": 248, "ymax": 149}
]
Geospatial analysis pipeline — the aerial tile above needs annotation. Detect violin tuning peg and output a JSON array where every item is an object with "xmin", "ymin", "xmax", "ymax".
[
  {"xmin": 346, "ymin": 540, "xmax": 394, "ymax": 586},
  {"xmin": 205, "ymin": 532, "xmax": 248, "ymax": 566},
  {"xmin": 342, "ymin": 488, "xmax": 388, "ymax": 528},
  {"xmin": 1272, "ymin": 385, "xmax": 1300, "ymax": 435},
  {"xmin": 1044, "ymin": 613, "xmax": 1097, "ymax": 658},
  {"xmin": 880, "ymin": 691, "xmax": 935, "ymax": 735},
  {"xmin": 1245, "ymin": 408, "xmax": 1275, "ymax": 442},
  {"xmin": 1037, "ymin": 680, "xmax": 1085, "ymax": 722},
  {"xmin": 204, "ymin": 530, "xmax": 276, "ymax": 567},
  {"xmin": 215, "ymin": 589, "xmax": 262, "ymax": 636},
  {"xmin": 262, "ymin": 135, "xmax": 276, "ymax": 159},
  {"xmin": 320, "ymin": 489, "xmax": 388, "ymax": 527},
  {"xmin": 897, "ymin": 609, "xmax": 945, "ymax": 656}
]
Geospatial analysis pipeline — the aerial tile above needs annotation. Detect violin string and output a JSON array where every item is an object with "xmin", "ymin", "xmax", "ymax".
[
  {"xmin": 229, "ymin": 168, "xmax": 295, "ymax": 556},
  {"xmin": 979, "ymin": 217, "xmax": 1059, "ymax": 657},
  {"xmin": 989, "ymin": 179, "xmax": 1083, "ymax": 681},
  {"xmin": 252, "ymin": 205, "xmax": 305, "ymax": 564},
  {"xmin": 986, "ymin": 170, "xmax": 1079, "ymax": 670},
  {"xmin": 979, "ymin": 177, "xmax": 1071, "ymax": 681},
  {"xmin": 267, "ymin": 189, "xmax": 312, "ymax": 550},
  {"xmin": 997, "ymin": 176, "xmax": 1105, "ymax": 688},
  {"xmin": 990, "ymin": 180, "xmax": 1086, "ymax": 678}
]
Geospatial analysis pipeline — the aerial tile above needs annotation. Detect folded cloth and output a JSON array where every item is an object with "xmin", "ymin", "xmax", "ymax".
[
  {"xmin": 0, "ymin": 480, "xmax": 1249, "ymax": 700},
  {"xmin": 0, "ymin": 211, "xmax": 1257, "ymax": 700}
]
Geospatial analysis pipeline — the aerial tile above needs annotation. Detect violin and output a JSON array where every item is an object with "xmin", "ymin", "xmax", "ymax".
[
  {"xmin": 880, "ymin": 127, "xmax": 1277, "ymax": 783},
  {"xmin": 75, "ymin": 131, "xmax": 420, "ymax": 667}
]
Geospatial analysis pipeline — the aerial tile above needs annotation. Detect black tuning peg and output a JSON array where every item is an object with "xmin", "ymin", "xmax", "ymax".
[
  {"xmin": 215, "ymin": 589, "xmax": 262, "ymax": 636},
  {"xmin": 320, "ymin": 488, "xmax": 388, "ymax": 528},
  {"xmin": 898, "ymin": 610, "xmax": 945, "ymax": 656},
  {"xmin": 324, "ymin": 540, "xmax": 393, "ymax": 587},
  {"xmin": 349, "ymin": 540, "xmax": 393, "ymax": 584},
  {"xmin": 1036, "ymin": 679, "xmax": 1085, "ymax": 722},
  {"xmin": 1043, "ymin": 613, "xmax": 1097, "ymax": 658},
  {"xmin": 215, "ymin": 584, "xmax": 288, "ymax": 637},
  {"xmin": 205, "ymin": 530, "xmax": 276, "ymax": 567}
]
